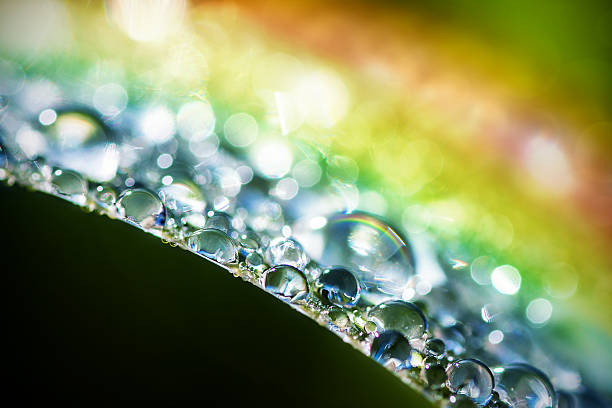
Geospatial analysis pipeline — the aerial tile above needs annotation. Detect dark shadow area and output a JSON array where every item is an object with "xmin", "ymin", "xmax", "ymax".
[{"xmin": 1, "ymin": 184, "xmax": 431, "ymax": 404}]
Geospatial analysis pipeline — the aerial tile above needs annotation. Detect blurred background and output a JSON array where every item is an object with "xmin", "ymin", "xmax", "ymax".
[{"xmin": 1, "ymin": 0, "xmax": 611, "ymax": 403}]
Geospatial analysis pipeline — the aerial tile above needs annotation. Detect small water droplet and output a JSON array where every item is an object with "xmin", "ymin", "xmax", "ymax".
[
  {"xmin": 368, "ymin": 300, "xmax": 428, "ymax": 339},
  {"xmin": 262, "ymin": 264, "xmax": 308, "ymax": 302},
  {"xmin": 116, "ymin": 188, "xmax": 166, "ymax": 229},
  {"xmin": 316, "ymin": 267, "xmax": 360, "ymax": 307},
  {"xmin": 266, "ymin": 238, "xmax": 309, "ymax": 270},
  {"xmin": 245, "ymin": 252, "xmax": 265, "ymax": 272},
  {"xmin": 205, "ymin": 211, "xmax": 231, "ymax": 233},
  {"xmin": 422, "ymin": 356, "xmax": 447, "ymax": 389},
  {"xmin": 92, "ymin": 184, "xmax": 116, "ymax": 209},
  {"xmin": 51, "ymin": 169, "xmax": 87, "ymax": 204},
  {"xmin": 187, "ymin": 228, "xmax": 238, "ymax": 264},
  {"xmin": 370, "ymin": 330, "xmax": 412, "ymax": 367},
  {"xmin": 238, "ymin": 231, "xmax": 260, "ymax": 253},
  {"xmin": 425, "ymin": 338, "xmax": 446, "ymax": 357},
  {"xmin": 447, "ymin": 359, "xmax": 494, "ymax": 404},
  {"xmin": 493, "ymin": 364, "xmax": 556, "ymax": 408}
]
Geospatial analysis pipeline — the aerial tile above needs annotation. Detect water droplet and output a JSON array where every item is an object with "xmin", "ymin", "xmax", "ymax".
[
  {"xmin": 422, "ymin": 356, "xmax": 447, "ymax": 389},
  {"xmin": 245, "ymin": 252, "xmax": 265, "ymax": 272},
  {"xmin": 44, "ymin": 110, "xmax": 119, "ymax": 181},
  {"xmin": 187, "ymin": 228, "xmax": 238, "ymax": 264},
  {"xmin": 262, "ymin": 264, "xmax": 309, "ymax": 302},
  {"xmin": 493, "ymin": 364, "xmax": 556, "ymax": 408},
  {"xmin": 158, "ymin": 180, "xmax": 206, "ymax": 227},
  {"xmin": 266, "ymin": 238, "xmax": 309, "ymax": 270},
  {"xmin": 205, "ymin": 211, "xmax": 231, "ymax": 233},
  {"xmin": 368, "ymin": 300, "xmax": 427, "ymax": 339},
  {"xmin": 92, "ymin": 184, "xmax": 116, "ymax": 209},
  {"xmin": 316, "ymin": 267, "xmax": 361, "ymax": 307},
  {"xmin": 447, "ymin": 359, "xmax": 494, "ymax": 404},
  {"xmin": 425, "ymin": 338, "xmax": 446, "ymax": 357},
  {"xmin": 51, "ymin": 169, "xmax": 87, "ymax": 204},
  {"xmin": 370, "ymin": 330, "xmax": 412, "ymax": 366},
  {"xmin": 318, "ymin": 212, "xmax": 415, "ymax": 303},
  {"xmin": 238, "ymin": 231, "xmax": 260, "ymax": 253},
  {"xmin": 116, "ymin": 188, "xmax": 166, "ymax": 229}
]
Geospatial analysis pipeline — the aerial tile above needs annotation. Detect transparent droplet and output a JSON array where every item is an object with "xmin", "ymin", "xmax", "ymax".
[
  {"xmin": 317, "ymin": 212, "xmax": 415, "ymax": 303},
  {"xmin": 447, "ymin": 359, "xmax": 494, "ymax": 404},
  {"xmin": 266, "ymin": 238, "xmax": 309, "ymax": 270},
  {"xmin": 370, "ymin": 330, "xmax": 412, "ymax": 366},
  {"xmin": 158, "ymin": 180, "xmax": 206, "ymax": 227},
  {"xmin": 493, "ymin": 364, "xmax": 556, "ymax": 408},
  {"xmin": 187, "ymin": 228, "xmax": 238, "ymax": 264},
  {"xmin": 422, "ymin": 357, "xmax": 447, "ymax": 389},
  {"xmin": 51, "ymin": 169, "xmax": 87, "ymax": 204},
  {"xmin": 368, "ymin": 300, "xmax": 427, "ymax": 339},
  {"xmin": 316, "ymin": 267, "xmax": 361, "ymax": 307},
  {"xmin": 92, "ymin": 184, "xmax": 116, "ymax": 209},
  {"xmin": 205, "ymin": 211, "xmax": 231, "ymax": 233},
  {"xmin": 43, "ymin": 110, "xmax": 119, "ymax": 181},
  {"xmin": 425, "ymin": 338, "xmax": 446, "ymax": 357},
  {"xmin": 116, "ymin": 188, "xmax": 166, "ymax": 229},
  {"xmin": 237, "ymin": 231, "xmax": 260, "ymax": 253},
  {"xmin": 262, "ymin": 264, "xmax": 309, "ymax": 302},
  {"xmin": 245, "ymin": 252, "xmax": 265, "ymax": 272}
]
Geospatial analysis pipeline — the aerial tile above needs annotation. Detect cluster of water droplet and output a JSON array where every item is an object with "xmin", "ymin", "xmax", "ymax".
[{"xmin": 0, "ymin": 62, "xmax": 605, "ymax": 408}]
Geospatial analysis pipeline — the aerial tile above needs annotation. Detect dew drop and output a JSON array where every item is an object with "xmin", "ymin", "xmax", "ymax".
[
  {"xmin": 368, "ymin": 300, "xmax": 427, "ymax": 340},
  {"xmin": 493, "ymin": 364, "xmax": 556, "ymax": 408},
  {"xmin": 51, "ymin": 169, "xmax": 87, "ymax": 204},
  {"xmin": 370, "ymin": 330, "xmax": 412, "ymax": 366},
  {"xmin": 116, "ymin": 188, "xmax": 166, "ymax": 229},
  {"xmin": 187, "ymin": 228, "xmax": 238, "ymax": 264},
  {"xmin": 318, "ymin": 212, "xmax": 415, "ymax": 303},
  {"xmin": 422, "ymin": 356, "xmax": 447, "ymax": 389},
  {"xmin": 446, "ymin": 359, "xmax": 494, "ymax": 404},
  {"xmin": 316, "ymin": 267, "xmax": 361, "ymax": 307},
  {"xmin": 245, "ymin": 252, "xmax": 265, "ymax": 272},
  {"xmin": 425, "ymin": 338, "xmax": 446, "ymax": 357},
  {"xmin": 92, "ymin": 184, "xmax": 116, "ymax": 209},
  {"xmin": 266, "ymin": 238, "xmax": 309, "ymax": 270},
  {"xmin": 205, "ymin": 211, "xmax": 231, "ymax": 233},
  {"xmin": 262, "ymin": 264, "xmax": 309, "ymax": 302}
]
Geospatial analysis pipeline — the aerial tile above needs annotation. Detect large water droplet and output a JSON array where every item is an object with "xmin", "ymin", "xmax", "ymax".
[
  {"xmin": 43, "ymin": 110, "xmax": 119, "ymax": 181},
  {"xmin": 370, "ymin": 330, "xmax": 412, "ymax": 367},
  {"xmin": 116, "ymin": 188, "xmax": 166, "ymax": 229},
  {"xmin": 318, "ymin": 212, "xmax": 415, "ymax": 303},
  {"xmin": 262, "ymin": 265, "xmax": 308, "ymax": 302},
  {"xmin": 158, "ymin": 179, "xmax": 206, "ymax": 228},
  {"xmin": 493, "ymin": 364, "xmax": 556, "ymax": 408},
  {"xmin": 447, "ymin": 359, "xmax": 494, "ymax": 404},
  {"xmin": 187, "ymin": 228, "xmax": 238, "ymax": 264},
  {"xmin": 50, "ymin": 168, "xmax": 88, "ymax": 204},
  {"xmin": 316, "ymin": 267, "xmax": 360, "ymax": 307},
  {"xmin": 266, "ymin": 238, "xmax": 309, "ymax": 270},
  {"xmin": 368, "ymin": 300, "xmax": 427, "ymax": 339}
]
